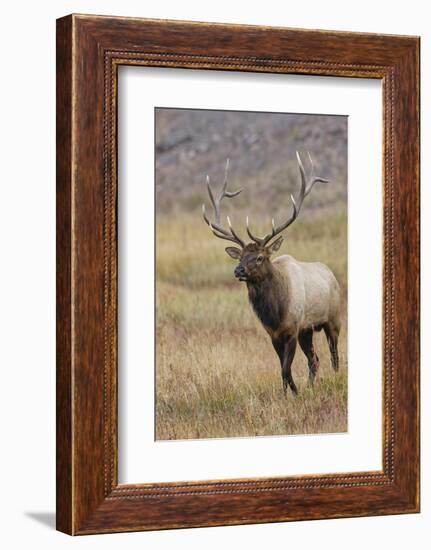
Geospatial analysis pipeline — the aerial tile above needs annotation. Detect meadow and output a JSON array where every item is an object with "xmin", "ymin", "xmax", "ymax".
[{"xmin": 155, "ymin": 210, "xmax": 348, "ymax": 440}]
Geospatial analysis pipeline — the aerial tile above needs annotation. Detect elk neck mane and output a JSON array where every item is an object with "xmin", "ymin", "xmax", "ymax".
[{"xmin": 246, "ymin": 260, "xmax": 288, "ymax": 332}]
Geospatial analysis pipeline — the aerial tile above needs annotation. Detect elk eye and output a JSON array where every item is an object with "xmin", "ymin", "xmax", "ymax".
[{"xmin": 256, "ymin": 256, "xmax": 263, "ymax": 264}]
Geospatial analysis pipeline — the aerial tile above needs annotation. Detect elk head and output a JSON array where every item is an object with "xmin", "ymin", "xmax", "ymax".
[{"xmin": 202, "ymin": 152, "xmax": 328, "ymax": 283}]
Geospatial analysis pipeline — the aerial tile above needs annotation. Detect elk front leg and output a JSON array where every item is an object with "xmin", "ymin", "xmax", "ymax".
[{"xmin": 282, "ymin": 337, "xmax": 298, "ymax": 395}]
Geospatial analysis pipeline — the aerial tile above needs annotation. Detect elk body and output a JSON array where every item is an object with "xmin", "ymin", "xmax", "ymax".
[{"xmin": 202, "ymin": 153, "xmax": 341, "ymax": 394}]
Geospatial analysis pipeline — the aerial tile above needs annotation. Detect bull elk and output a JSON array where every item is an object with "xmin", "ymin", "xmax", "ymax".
[{"xmin": 202, "ymin": 153, "xmax": 341, "ymax": 394}]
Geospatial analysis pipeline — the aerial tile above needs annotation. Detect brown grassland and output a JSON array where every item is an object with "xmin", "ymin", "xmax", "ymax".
[{"xmin": 155, "ymin": 211, "xmax": 348, "ymax": 440}]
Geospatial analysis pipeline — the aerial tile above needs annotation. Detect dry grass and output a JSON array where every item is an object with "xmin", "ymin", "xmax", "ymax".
[{"xmin": 155, "ymin": 211, "xmax": 347, "ymax": 440}]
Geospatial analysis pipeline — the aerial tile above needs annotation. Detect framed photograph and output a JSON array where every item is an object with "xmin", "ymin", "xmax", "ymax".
[{"xmin": 56, "ymin": 14, "xmax": 420, "ymax": 535}]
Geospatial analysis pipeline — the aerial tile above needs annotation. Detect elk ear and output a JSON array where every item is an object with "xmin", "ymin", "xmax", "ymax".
[
  {"xmin": 268, "ymin": 236, "xmax": 283, "ymax": 254},
  {"xmin": 225, "ymin": 246, "xmax": 242, "ymax": 260}
]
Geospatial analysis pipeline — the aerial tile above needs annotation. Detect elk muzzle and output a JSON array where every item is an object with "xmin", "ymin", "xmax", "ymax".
[{"xmin": 234, "ymin": 265, "xmax": 248, "ymax": 281}]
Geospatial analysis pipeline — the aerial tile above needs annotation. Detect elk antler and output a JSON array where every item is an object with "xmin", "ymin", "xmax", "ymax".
[
  {"xmin": 246, "ymin": 151, "xmax": 328, "ymax": 247},
  {"xmin": 202, "ymin": 159, "xmax": 245, "ymax": 247}
]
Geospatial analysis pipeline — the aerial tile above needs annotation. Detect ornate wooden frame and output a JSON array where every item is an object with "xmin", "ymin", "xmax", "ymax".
[{"xmin": 56, "ymin": 14, "xmax": 420, "ymax": 535}]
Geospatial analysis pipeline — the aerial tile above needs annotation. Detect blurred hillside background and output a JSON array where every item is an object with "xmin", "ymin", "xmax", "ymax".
[
  {"xmin": 155, "ymin": 108, "xmax": 348, "ymax": 441},
  {"xmin": 155, "ymin": 108, "xmax": 347, "ymax": 221}
]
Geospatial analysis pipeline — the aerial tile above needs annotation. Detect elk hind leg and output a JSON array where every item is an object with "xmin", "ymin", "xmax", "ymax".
[
  {"xmin": 298, "ymin": 329, "xmax": 320, "ymax": 384},
  {"xmin": 324, "ymin": 323, "xmax": 340, "ymax": 372}
]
